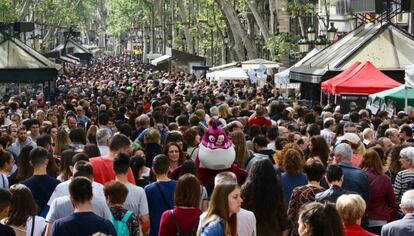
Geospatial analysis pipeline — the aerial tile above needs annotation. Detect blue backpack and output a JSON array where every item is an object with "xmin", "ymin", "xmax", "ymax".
[{"xmin": 112, "ymin": 210, "xmax": 133, "ymax": 236}]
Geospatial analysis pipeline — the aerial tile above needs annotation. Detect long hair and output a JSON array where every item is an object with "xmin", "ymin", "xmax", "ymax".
[
  {"xmin": 388, "ymin": 144, "xmax": 409, "ymax": 175},
  {"xmin": 163, "ymin": 142, "xmax": 185, "ymax": 166},
  {"xmin": 230, "ymin": 130, "xmax": 250, "ymax": 169},
  {"xmin": 175, "ymin": 174, "xmax": 200, "ymax": 208},
  {"xmin": 59, "ymin": 149, "xmax": 75, "ymax": 181},
  {"xmin": 86, "ymin": 125, "xmax": 99, "ymax": 145},
  {"xmin": 218, "ymin": 104, "xmax": 232, "ymax": 120},
  {"xmin": 16, "ymin": 146, "xmax": 34, "ymax": 181},
  {"xmin": 6, "ymin": 184, "xmax": 39, "ymax": 227},
  {"xmin": 299, "ymin": 202, "xmax": 345, "ymax": 236},
  {"xmin": 204, "ymin": 184, "xmax": 238, "ymax": 236},
  {"xmin": 54, "ymin": 129, "xmax": 71, "ymax": 156},
  {"xmin": 360, "ymin": 149, "xmax": 384, "ymax": 175},
  {"xmin": 241, "ymin": 159, "xmax": 285, "ymax": 235},
  {"xmin": 308, "ymin": 135, "xmax": 330, "ymax": 166}
]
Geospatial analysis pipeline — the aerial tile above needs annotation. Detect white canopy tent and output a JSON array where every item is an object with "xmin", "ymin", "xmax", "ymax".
[
  {"xmin": 209, "ymin": 62, "xmax": 239, "ymax": 71},
  {"xmin": 275, "ymin": 49, "xmax": 319, "ymax": 84},
  {"xmin": 150, "ymin": 55, "xmax": 172, "ymax": 66},
  {"xmin": 206, "ymin": 67, "xmax": 248, "ymax": 83},
  {"xmin": 241, "ymin": 58, "xmax": 279, "ymax": 70}
]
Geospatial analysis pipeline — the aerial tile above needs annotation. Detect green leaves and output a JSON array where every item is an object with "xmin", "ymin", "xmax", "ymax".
[
  {"xmin": 266, "ymin": 32, "xmax": 300, "ymax": 61},
  {"xmin": 287, "ymin": 0, "xmax": 315, "ymax": 18},
  {"xmin": 0, "ymin": 0, "xmax": 18, "ymax": 22}
]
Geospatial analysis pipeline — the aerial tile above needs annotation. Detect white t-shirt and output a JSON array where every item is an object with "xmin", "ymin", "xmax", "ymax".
[
  {"xmin": 197, "ymin": 208, "xmax": 256, "ymax": 236},
  {"xmin": 47, "ymin": 179, "xmax": 105, "ymax": 205},
  {"xmin": 46, "ymin": 196, "xmax": 111, "ymax": 223},
  {"xmin": 237, "ymin": 208, "xmax": 256, "ymax": 236},
  {"xmin": 123, "ymin": 182, "xmax": 149, "ymax": 217},
  {"xmin": 3, "ymin": 216, "xmax": 46, "ymax": 236}
]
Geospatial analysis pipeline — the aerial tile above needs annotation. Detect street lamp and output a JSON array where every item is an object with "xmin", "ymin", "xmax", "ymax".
[
  {"xmin": 167, "ymin": 33, "xmax": 172, "ymax": 47},
  {"xmin": 327, "ymin": 22, "xmax": 338, "ymax": 42},
  {"xmin": 223, "ymin": 33, "xmax": 229, "ymax": 63},
  {"xmin": 307, "ymin": 25, "xmax": 316, "ymax": 42},
  {"xmin": 182, "ymin": 34, "xmax": 186, "ymax": 51},
  {"xmin": 314, "ymin": 34, "xmax": 327, "ymax": 50},
  {"xmin": 156, "ymin": 33, "xmax": 162, "ymax": 52},
  {"xmin": 224, "ymin": 33, "xmax": 229, "ymax": 45},
  {"xmin": 297, "ymin": 36, "xmax": 310, "ymax": 53}
]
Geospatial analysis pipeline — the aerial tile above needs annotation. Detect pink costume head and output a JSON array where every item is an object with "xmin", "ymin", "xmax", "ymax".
[{"xmin": 198, "ymin": 120, "xmax": 235, "ymax": 170}]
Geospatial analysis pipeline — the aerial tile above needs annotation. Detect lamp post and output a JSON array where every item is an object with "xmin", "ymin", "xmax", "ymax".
[
  {"xmin": 167, "ymin": 33, "xmax": 172, "ymax": 48},
  {"xmin": 224, "ymin": 33, "xmax": 229, "ymax": 62},
  {"xmin": 156, "ymin": 33, "xmax": 162, "ymax": 53},
  {"xmin": 182, "ymin": 34, "xmax": 186, "ymax": 51},
  {"xmin": 297, "ymin": 36, "xmax": 310, "ymax": 54},
  {"xmin": 327, "ymin": 22, "xmax": 337, "ymax": 42},
  {"xmin": 314, "ymin": 34, "xmax": 327, "ymax": 50},
  {"xmin": 306, "ymin": 25, "xmax": 316, "ymax": 42}
]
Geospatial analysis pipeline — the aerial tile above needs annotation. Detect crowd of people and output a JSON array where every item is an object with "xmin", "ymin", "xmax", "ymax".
[{"xmin": 0, "ymin": 54, "xmax": 413, "ymax": 236}]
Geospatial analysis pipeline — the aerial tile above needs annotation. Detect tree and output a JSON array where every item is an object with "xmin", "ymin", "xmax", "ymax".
[{"xmin": 0, "ymin": 0, "xmax": 17, "ymax": 22}]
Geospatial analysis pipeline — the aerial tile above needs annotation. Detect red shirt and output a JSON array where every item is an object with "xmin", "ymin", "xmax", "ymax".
[
  {"xmin": 196, "ymin": 161, "xmax": 248, "ymax": 194},
  {"xmin": 344, "ymin": 224, "xmax": 377, "ymax": 236},
  {"xmin": 248, "ymin": 116, "xmax": 272, "ymax": 127},
  {"xmin": 89, "ymin": 156, "xmax": 136, "ymax": 185},
  {"xmin": 158, "ymin": 207, "xmax": 202, "ymax": 236}
]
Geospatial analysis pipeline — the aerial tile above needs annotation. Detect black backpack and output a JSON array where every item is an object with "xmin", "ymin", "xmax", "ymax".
[
  {"xmin": 170, "ymin": 210, "xmax": 199, "ymax": 236},
  {"xmin": 408, "ymin": 179, "xmax": 414, "ymax": 189}
]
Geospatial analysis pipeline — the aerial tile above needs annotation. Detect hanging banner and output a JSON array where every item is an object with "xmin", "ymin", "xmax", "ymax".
[{"xmin": 405, "ymin": 64, "xmax": 414, "ymax": 88}]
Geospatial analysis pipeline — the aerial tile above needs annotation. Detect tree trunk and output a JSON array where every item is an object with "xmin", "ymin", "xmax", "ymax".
[
  {"xmin": 269, "ymin": 0, "xmax": 276, "ymax": 34},
  {"xmin": 222, "ymin": 16, "xmax": 244, "ymax": 61},
  {"xmin": 293, "ymin": 0, "xmax": 306, "ymax": 36},
  {"xmin": 177, "ymin": 0, "xmax": 193, "ymax": 53},
  {"xmin": 245, "ymin": 0, "xmax": 270, "ymax": 41},
  {"xmin": 245, "ymin": 0, "xmax": 269, "ymax": 41},
  {"xmin": 216, "ymin": 0, "xmax": 256, "ymax": 59},
  {"xmin": 19, "ymin": 0, "xmax": 31, "ymax": 21}
]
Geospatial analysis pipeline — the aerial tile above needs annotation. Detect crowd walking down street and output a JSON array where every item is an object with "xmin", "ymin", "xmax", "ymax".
[{"xmin": 0, "ymin": 55, "xmax": 414, "ymax": 236}]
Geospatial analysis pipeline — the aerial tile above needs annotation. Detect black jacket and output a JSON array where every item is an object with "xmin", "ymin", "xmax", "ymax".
[{"xmin": 315, "ymin": 185, "xmax": 355, "ymax": 203}]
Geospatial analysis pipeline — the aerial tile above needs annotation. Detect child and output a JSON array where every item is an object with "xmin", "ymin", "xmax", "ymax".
[{"xmin": 104, "ymin": 180, "xmax": 140, "ymax": 235}]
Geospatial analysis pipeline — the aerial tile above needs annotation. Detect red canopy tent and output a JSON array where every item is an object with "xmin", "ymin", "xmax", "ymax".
[
  {"xmin": 321, "ymin": 61, "xmax": 362, "ymax": 93},
  {"xmin": 322, "ymin": 61, "xmax": 401, "ymax": 94}
]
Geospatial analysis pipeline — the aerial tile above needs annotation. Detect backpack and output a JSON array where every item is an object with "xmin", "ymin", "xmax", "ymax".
[
  {"xmin": 170, "ymin": 210, "xmax": 199, "ymax": 236},
  {"xmin": 112, "ymin": 210, "xmax": 133, "ymax": 236},
  {"xmin": 408, "ymin": 179, "xmax": 414, "ymax": 189}
]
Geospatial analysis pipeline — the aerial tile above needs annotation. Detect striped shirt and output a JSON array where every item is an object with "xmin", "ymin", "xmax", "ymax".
[
  {"xmin": 321, "ymin": 128, "xmax": 336, "ymax": 145},
  {"xmin": 393, "ymin": 169, "xmax": 414, "ymax": 204}
]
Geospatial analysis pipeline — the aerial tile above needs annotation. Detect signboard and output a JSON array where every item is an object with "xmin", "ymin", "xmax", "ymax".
[
  {"xmin": 275, "ymin": 83, "xmax": 301, "ymax": 89},
  {"xmin": 340, "ymin": 94, "xmax": 369, "ymax": 114}
]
